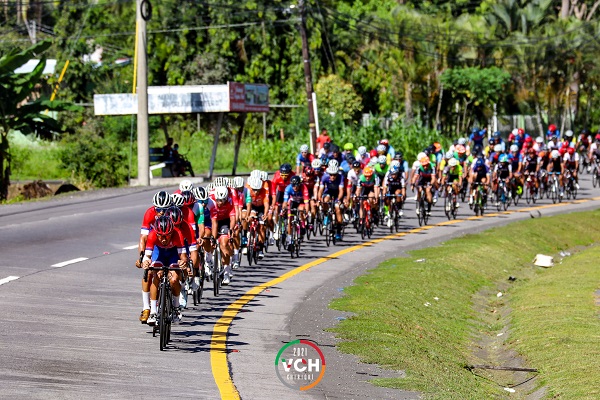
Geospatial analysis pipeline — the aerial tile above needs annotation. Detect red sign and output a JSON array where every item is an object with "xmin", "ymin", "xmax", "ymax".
[{"xmin": 229, "ymin": 82, "xmax": 269, "ymax": 112}]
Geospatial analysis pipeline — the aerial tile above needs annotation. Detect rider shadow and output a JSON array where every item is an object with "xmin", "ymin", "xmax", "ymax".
[{"xmin": 171, "ymin": 337, "xmax": 250, "ymax": 353}]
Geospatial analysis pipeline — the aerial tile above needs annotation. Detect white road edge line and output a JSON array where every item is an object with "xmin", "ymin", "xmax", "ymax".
[
  {"xmin": 123, "ymin": 245, "xmax": 139, "ymax": 250},
  {"xmin": 0, "ymin": 276, "xmax": 19, "ymax": 286},
  {"xmin": 51, "ymin": 257, "xmax": 89, "ymax": 268}
]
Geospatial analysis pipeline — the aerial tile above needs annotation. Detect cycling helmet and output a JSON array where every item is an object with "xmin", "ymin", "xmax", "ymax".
[
  {"xmin": 389, "ymin": 165, "xmax": 399, "ymax": 174},
  {"xmin": 343, "ymin": 143, "xmax": 354, "ymax": 151},
  {"xmin": 426, "ymin": 144, "xmax": 435, "ymax": 155},
  {"xmin": 368, "ymin": 159, "xmax": 378, "ymax": 167},
  {"xmin": 376, "ymin": 144, "xmax": 386, "ymax": 153},
  {"xmin": 363, "ymin": 166, "xmax": 374, "ymax": 177},
  {"xmin": 328, "ymin": 159, "xmax": 339, "ymax": 168},
  {"xmin": 390, "ymin": 160, "xmax": 401, "ymax": 168},
  {"xmin": 171, "ymin": 193, "xmax": 184, "ymax": 207},
  {"xmin": 215, "ymin": 186, "xmax": 229, "ymax": 200},
  {"xmin": 475, "ymin": 157, "xmax": 485, "ymax": 168},
  {"xmin": 499, "ymin": 154, "xmax": 508, "ymax": 163},
  {"xmin": 369, "ymin": 149, "xmax": 378, "ymax": 158},
  {"xmin": 260, "ymin": 171, "xmax": 269, "ymax": 181},
  {"xmin": 493, "ymin": 131, "xmax": 502, "ymax": 139},
  {"xmin": 417, "ymin": 152, "xmax": 427, "ymax": 161},
  {"xmin": 525, "ymin": 136, "xmax": 533, "ymax": 143},
  {"xmin": 494, "ymin": 144, "xmax": 503, "ymax": 153},
  {"xmin": 536, "ymin": 136, "xmax": 544, "ymax": 144},
  {"xmin": 419, "ymin": 156, "xmax": 430, "ymax": 166},
  {"xmin": 280, "ymin": 163, "xmax": 292, "ymax": 174},
  {"xmin": 300, "ymin": 144, "xmax": 309, "ymax": 152},
  {"xmin": 181, "ymin": 190, "xmax": 195, "ymax": 206},
  {"xmin": 473, "ymin": 145, "xmax": 483, "ymax": 156},
  {"xmin": 394, "ymin": 151, "xmax": 404, "ymax": 160},
  {"xmin": 326, "ymin": 164, "xmax": 339, "ymax": 174},
  {"xmin": 213, "ymin": 177, "xmax": 226, "ymax": 187},
  {"xmin": 458, "ymin": 138, "xmax": 467, "ymax": 145},
  {"xmin": 233, "ymin": 176, "xmax": 244, "ymax": 188},
  {"xmin": 455, "ymin": 144, "xmax": 466, "ymax": 154},
  {"xmin": 445, "ymin": 151, "xmax": 454, "ymax": 159},
  {"xmin": 154, "ymin": 215, "xmax": 174, "ymax": 236},
  {"xmin": 448, "ymin": 158, "xmax": 458, "ymax": 167},
  {"xmin": 248, "ymin": 176, "xmax": 263, "ymax": 190},
  {"xmin": 250, "ymin": 169, "xmax": 261, "ymax": 178},
  {"xmin": 567, "ymin": 147, "xmax": 575, "ymax": 155},
  {"xmin": 323, "ymin": 142, "xmax": 331, "ymax": 150},
  {"xmin": 152, "ymin": 190, "xmax": 172, "ymax": 208},
  {"xmin": 565, "ymin": 129, "xmax": 574, "ymax": 138},
  {"xmin": 179, "ymin": 179, "xmax": 193, "ymax": 192},
  {"xmin": 168, "ymin": 206, "xmax": 183, "ymax": 225},
  {"xmin": 192, "ymin": 186, "xmax": 207, "ymax": 201},
  {"xmin": 346, "ymin": 155, "xmax": 356, "ymax": 164},
  {"xmin": 205, "ymin": 182, "xmax": 215, "ymax": 192},
  {"xmin": 548, "ymin": 124, "xmax": 557, "ymax": 132},
  {"xmin": 290, "ymin": 175, "xmax": 302, "ymax": 186},
  {"xmin": 518, "ymin": 128, "xmax": 525, "ymax": 135},
  {"xmin": 222, "ymin": 177, "xmax": 232, "ymax": 188},
  {"xmin": 311, "ymin": 159, "xmax": 322, "ymax": 169},
  {"xmin": 380, "ymin": 139, "xmax": 389, "ymax": 146},
  {"xmin": 510, "ymin": 144, "xmax": 519, "ymax": 152},
  {"xmin": 551, "ymin": 150, "xmax": 560, "ymax": 159},
  {"xmin": 352, "ymin": 161, "xmax": 361, "ymax": 168},
  {"xmin": 489, "ymin": 138, "xmax": 496, "ymax": 146},
  {"xmin": 596, "ymin": 133, "xmax": 600, "ymax": 142},
  {"xmin": 378, "ymin": 155, "xmax": 387, "ymax": 164},
  {"xmin": 358, "ymin": 146, "xmax": 367, "ymax": 155},
  {"xmin": 433, "ymin": 142, "xmax": 442, "ymax": 152}
]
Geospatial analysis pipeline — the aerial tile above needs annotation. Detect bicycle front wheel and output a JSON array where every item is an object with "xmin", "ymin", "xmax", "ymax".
[
  {"xmin": 159, "ymin": 282, "xmax": 170, "ymax": 351},
  {"xmin": 213, "ymin": 247, "xmax": 220, "ymax": 297}
]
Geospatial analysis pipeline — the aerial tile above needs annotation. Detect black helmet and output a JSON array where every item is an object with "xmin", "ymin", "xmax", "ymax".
[
  {"xmin": 323, "ymin": 142, "xmax": 331, "ymax": 150},
  {"xmin": 280, "ymin": 163, "xmax": 292, "ymax": 174},
  {"xmin": 181, "ymin": 190, "xmax": 195, "ymax": 206},
  {"xmin": 346, "ymin": 155, "xmax": 356, "ymax": 164},
  {"xmin": 290, "ymin": 175, "xmax": 301, "ymax": 185},
  {"xmin": 394, "ymin": 151, "xmax": 403, "ymax": 160},
  {"xmin": 168, "ymin": 206, "xmax": 183, "ymax": 225},
  {"xmin": 152, "ymin": 190, "xmax": 172, "ymax": 208},
  {"xmin": 352, "ymin": 161, "xmax": 361, "ymax": 168},
  {"xmin": 153, "ymin": 215, "xmax": 174, "ymax": 235}
]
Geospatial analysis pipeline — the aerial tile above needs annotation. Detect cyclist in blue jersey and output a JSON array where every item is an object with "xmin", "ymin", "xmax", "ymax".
[{"xmin": 318, "ymin": 164, "xmax": 345, "ymax": 240}]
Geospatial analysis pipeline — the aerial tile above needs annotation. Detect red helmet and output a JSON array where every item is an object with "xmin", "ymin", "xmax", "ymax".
[
  {"xmin": 303, "ymin": 166, "xmax": 315, "ymax": 176},
  {"xmin": 596, "ymin": 133, "xmax": 600, "ymax": 142},
  {"xmin": 567, "ymin": 147, "xmax": 575, "ymax": 155},
  {"xmin": 525, "ymin": 136, "xmax": 533, "ymax": 143},
  {"xmin": 518, "ymin": 128, "xmax": 525, "ymax": 135},
  {"xmin": 548, "ymin": 124, "xmax": 557, "ymax": 132},
  {"xmin": 379, "ymin": 139, "xmax": 389, "ymax": 146},
  {"xmin": 154, "ymin": 215, "xmax": 174, "ymax": 235},
  {"xmin": 369, "ymin": 149, "xmax": 378, "ymax": 158}
]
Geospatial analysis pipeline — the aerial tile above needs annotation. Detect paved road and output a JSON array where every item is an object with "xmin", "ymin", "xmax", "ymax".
[{"xmin": 0, "ymin": 176, "xmax": 598, "ymax": 399}]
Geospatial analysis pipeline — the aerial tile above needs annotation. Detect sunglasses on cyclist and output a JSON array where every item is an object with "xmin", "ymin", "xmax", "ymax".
[
  {"xmin": 155, "ymin": 207, "xmax": 169, "ymax": 213},
  {"xmin": 157, "ymin": 232, "xmax": 172, "ymax": 241}
]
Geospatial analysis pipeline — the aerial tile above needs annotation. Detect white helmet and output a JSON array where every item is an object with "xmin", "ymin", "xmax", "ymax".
[
  {"xmin": 390, "ymin": 160, "xmax": 400, "ymax": 168},
  {"xmin": 377, "ymin": 155, "xmax": 387, "ymax": 164},
  {"xmin": 358, "ymin": 146, "xmax": 367, "ymax": 155},
  {"xmin": 260, "ymin": 171, "xmax": 269, "ymax": 181},
  {"xmin": 510, "ymin": 144, "xmax": 519, "ymax": 152},
  {"xmin": 448, "ymin": 158, "xmax": 458, "ymax": 167},
  {"xmin": 328, "ymin": 159, "xmax": 339, "ymax": 168},
  {"xmin": 512, "ymin": 128, "xmax": 519, "ymax": 135},
  {"xmin": 494, "ymin": 144, "xmax": 503, "ymax": 153},
  {"xmin": 311, "ymin": 159, "xmax": 321, "ymax": 169},
  {"xmin": 368, "ymin": 159, "xmax": 378, "ymax": 167},
  {"xmin": 458, "ymin": 138, "xmax": 467, "ymax": 145},
  {"xmin": 192, "ymin": 186, "xmax": 207, "ymax": 201},
  {"xmin": 233, "ymin": 177, "xmax": 244, "ymax": 188},
  {"xmin": 213, "ymin": 177, "xmax": 225, "ymax": 187},
  {"xmin": 445, "ymin": 151, "xmax": 454, "ymax": 159},
  {"xmin": 300, "ymin": 144, "xmax": 309, "ymax": 152},
  {"xmin": 179, "ymin": 179, "xmax": 193, "ymax": 192},
  {"xmin": 551, "ymin": 150, "xmax": 560, "ymax": 159},
  {"xmin": 326, "ymin": 165, "xmax": 339, "ymax": 174},
  {"xmin": 250, "ymin": 169, "xmax": 261, "ymax": 179},
  {"xmin": 171, "ymin": 193, "xmax": 184, "ymax": 207},
  {"xmin": 536, "ymin": 136, "xmax": 544, "ymax": 144},
  {"xmin": 222, "ymin": 177, "xmax": 231, "ymax": 188},
  {"xmin": 152, "ymin": 191, "xmax": 172, "ymax": 208},
  {"xmin": 248, "ymin": 176, "xmax": 263, "ymax": 190},
  {"xmin": 376, "ymin": 144, "xmax": 386, "ymax": 153},
  {"xmin": 205, "ymin": 182, "xmax": 215, "ymax": 192},
  {"xmin": 565, "ymin": 129, "xmax": 574, "ymax": 138},
  {"xmin": 215, "ymin": 186, "xmax": 229, "ymax": 200},
  {"xmin": 416, "ymin": 152, "xmax": 427, "ymax": 161}
]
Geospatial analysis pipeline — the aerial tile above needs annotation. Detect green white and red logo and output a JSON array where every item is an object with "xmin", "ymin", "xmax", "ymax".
[{"xmin": 275, "ymin": 339, "xmax": 326, "ymax": 391}]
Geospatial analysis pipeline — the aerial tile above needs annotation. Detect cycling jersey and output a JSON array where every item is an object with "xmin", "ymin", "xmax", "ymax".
[
  {"xmin": 181, "ymin": 205, "xmax": 197, "ymax": 232},
  {"xmin": 523, "ymin": 155, "xmax": 538, "ymax": 173},
  {"xmin": 144, "ymin": 228, "xmax": 186, "ymax": 262},
  {"xmin": 245, "ymin": 186, "xmax": 269, "ymax": 208},
  {"xmin": 358, "ymin": 174, "xmax": 380, "ymax": 195},
  {"xmin": 443, "ymin": 165, "xmax": 463, "ymax": 180},
  {"xmin": 271, "ymin": 171, "xmax": 295, "ymax": 194},
  {"xmin": 207, "ymin": 198, "xmax": 236, "ymax": 221},
  {"xmin": 508, "ymin": 153, "xmax": 521, "ymax": 172},
  {"xmin": 284, "ymin": 183, "xmax": 309, "ymax": 205},
  {"xmin": 416, "ymin": 165, "xmax": 435, "ymax": 185},
  {"xmin": 374, "ymin": 163, "xmax": 389, "ymax": 181},
  {"xmin": 140, "ymin": 207, "xmax": 159, "ymax": 236},
  {"xmin": 383, "ymin": 172, "xmax": 404, "ymax": 190},
  {"xmin": 495, "ymin": 163, "xmax": 512, "ymax": 179},
  {"xmin": 469, "ymin": 131, "xmax": 485, "ymax": 147},
  {"xmin": 320, "ymin": 173, "xmax": 344, "ymax": 197},
  {"xmin": 548, "ymin": 158, "xmax": 562, "ymax": 173},
  {"xmin": 563, "ymin": 153, "xmax": 579, "ymax": 170},
  {"xmin": 176, "ymin": 221, "xmax": 198, "ymax": 252},
  {"xmin": 296, "ymin": 152, "xmax": 315, "ymax": 168},
  {"xmin": 302, "ymin": 172, "xmax": 319, "ymax": 197},
  {"xmin": 346, "ymin": 169, "xmax": 360, "ymax": 188}
]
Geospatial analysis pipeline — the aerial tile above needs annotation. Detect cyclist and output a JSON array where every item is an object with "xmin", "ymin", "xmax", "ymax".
[
  {"xmin": 192, "ymin": 186, "xmax": 213, "ymax": 276},
  {"xmin": 469, "ymin": 155, "xmax": 490, "ymax": 206},
  {"xmin": 136, "ymin": 191, "xmax": 172, "ymax": 324},
  {"xmin": 522, "ymin": 148, "xmax": 540, "ymax": 198},
  {"xmin": 346, "ymin": 160, "xmax": 362, "ymax": 220},
  {"xmin": 296, "ymin": 144, "xmax": 315, "ymax": 175},
  {"xmin": 508, "ymin": 128, "xmax": 530, "ymax": 151},
  {"xmin": 588, "ymin": 134, "xmax": 600, "ymax": 167},
  {"xmin": 342, "ymin": 143, "xmax": 357, "ymax": 161},
  {"xmin": 167, "ymin": 206, "xmax": 198, "ymax": 309},
  {"xmin": 563, "ymin": 130, "xmax": 576, "ymax": 148},
  {"xmin": 318, "ymin": 163, "xmax": 345, "ymax": 241},
  {"xmin": 271, "ymin": 163, "xmax": 295, "ymax": 241},
  {"xmin": 244, "ymin": 176, "xmax": 270, "ymax": 259},
  {"xmin": 379, "ymin": 139, "xmax": 396, "ymax": 159},
  {"xmin": 355, "ymin": 166, "xmax": 380, "ymax": 222},
  {"xmin": 411, "ymin": 155, "xmax": 437, "ymax": 216},
  {"xmin": 208, "ymin": 186, "xmax": 238, "ymax": 285},
  {"xmin": 318, "ymin": 141, "xmax": 333, "ymax": 159},
  {"xmin": 374, "ymin": 155, "xmax": 389, "ymax": 182},
  {"xmin": 548, "ymin": 149, "xmax": 564, "ymax": 197},
  {"xmin": 563, "ymin": 147, "xmax": 580, "ymax": 190},
  {"xmin": 302, "ymin": 164, "xmax": 320, "ymax": 227},
  {"xmin": 283, "ymin": 175, "xmax": 309, "ymax": 249},
  {"xmin": 382, "ymin": 164, "xmax": 405, "ymax": 225},
  {"xmin": 546, "ymin": 124, "xmax": 559, "ymax": 142},
  {"xmin": 492, "ymin": 154, "xmax": 513, "ymax": 205},
  {"xmin": 441, "ymin": 158, "xmax": 463, "ymax": 209},
  {"xmin": 469, "ymin": 127, "xmax": 486, "ymax": 151},
  {"xmin": 141, "ymin": 216, "xmax": 190, "ymax": 325},
  {"xmin": 174, "ymin": 179, "xmax": 194, "ymax": 195},
  {"xmin": 493, "ymin": 131, "xmax": 505, "ymax": 152},
  {"xmin": 356, "ymin": 146, "xmax": 368, "ymax": 164}
]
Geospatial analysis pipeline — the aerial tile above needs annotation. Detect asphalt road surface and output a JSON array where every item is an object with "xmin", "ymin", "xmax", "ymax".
[{"xmin": 1, "ymin": 174, "xmax": 599, "ymax": 399}]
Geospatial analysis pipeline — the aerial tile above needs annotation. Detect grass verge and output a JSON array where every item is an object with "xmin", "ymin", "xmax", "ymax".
[
  {"xmin": 329, "ymin": 210, "xmax": 600, "ymax": 399},
  {"xmin": 510, "ymin": 246, "xmax": 600, "ymax": 399}
]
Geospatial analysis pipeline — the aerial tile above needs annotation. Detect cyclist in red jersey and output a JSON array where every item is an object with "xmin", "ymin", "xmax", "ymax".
[
  {"xmin": 136, "ymin": 191, "xmax": 171, "ymax": 323},
  {"xmin": 244, "ymin": 176, "xmax": 270, "ymax": 259},
  {"xmin": 167, "ymin": 206, "xmax": 199, "ymax": 308},
  {"xmin": 208, "ymin": 186, "xmax": 238, "ymax": 285},
  {"xmin": 271, "ymin": 163, "xmax": 295, "ymax": 239},
  {"xmin": 303, "ymin": 163, "xmax": 320, "ymax": 224},
  {"xmin": 141, "ymin": 216, "xmax": 190, "ymax": 325}
]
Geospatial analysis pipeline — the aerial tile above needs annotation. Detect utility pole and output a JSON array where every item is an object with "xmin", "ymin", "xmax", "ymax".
[
  {"xmin": 136, "ymin": 0, "xmax": 150, "ymax": 186},
  {"xmin": 298, "ymin": 0, "xmax": 317, "ymax": 154}
]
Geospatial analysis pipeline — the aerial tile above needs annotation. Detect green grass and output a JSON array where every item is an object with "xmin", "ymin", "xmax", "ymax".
[
  {"xmin": 329, "ymin": 210, "xmax": 600, "ymax": 399},
  {"xmin": 10, "ymin": 143, "xmax": 68, "ymax": 181},
  {"xmin": 510, "ymin": 246, "xmax": 600, "ymax": 399}
]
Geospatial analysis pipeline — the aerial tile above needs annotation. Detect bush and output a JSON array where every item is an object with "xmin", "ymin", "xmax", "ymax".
[{"xmin": 59, "ymin": 130, "xmax": 128, "ymax": 188}]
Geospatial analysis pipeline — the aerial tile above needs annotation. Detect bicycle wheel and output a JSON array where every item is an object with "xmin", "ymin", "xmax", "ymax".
[
  {"xmin": 423, "ymin": 202, "xmax": 430, "ymax": 225},
  {"xmin": 295, "ymin": 229, "xmax": 301, "ymax": 257},
  {"xmin": 593, "ymin": 168, "xmax": 599, "ymax": 187},
  {"xmin": 496, "ymin": 190, "xmax": 502, "ymax": 211},
  {"xmin": 159, "ymin": 281, "xmax": 169, "ymax": 351},
  {"xmin": 247, "ymin": 231, "xmax": 254, "ymax": 266},
  {"xmin": 194, "ymin": 265, "xmax": 205, "ymax": 305},
  {"xmin": 444, "ymin": 192, "xmax": 451, "ymax": 220},
  {"xmin": 417, "ymin": 202, "xmax": 424, "ymax": 226},
  {"xmin": 325, "ymin": 218, "xmax": 332, "ymax": 247},
  {"xmin": 317, "ymin": 210, "xmax": 325, "ymax": 236},
  {"xmin": 572, "ymin": 184, "xmax": 578, "ymax": 199},
  {"xmin": 213, "ymin": 247, "xmax": 220, "ymax": 297},
  {"xmin": 331, "ymin": 222, "xmax": 337, "ymax": 245},
  {"xmin": 451, "ymin": 194, "xmax": 458, "ymax": 219},
  {"xmin": 366, "ymin": 217, "xmax": 373, "ymax": 238}
]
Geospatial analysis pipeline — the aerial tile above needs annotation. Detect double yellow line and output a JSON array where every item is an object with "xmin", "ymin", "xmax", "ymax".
[{"xmin": 210, "ymin": 196, "xmax": 600, "ymax": 399}]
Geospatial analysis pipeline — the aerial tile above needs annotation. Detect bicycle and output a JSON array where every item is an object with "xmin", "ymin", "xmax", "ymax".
[
  {"xmin": 287, "ymin": 209, "xmax": 302, "ymax": 258},
  {"xmin": 415, "ymin": 185, "xmax": 432, "ymax": 226},
  {"xmin": 385, "ymin": 193, "xmax": 403, "ymax": 232},
  {"xmin": 592, "ymin": 159, "xmax": 600, "ymax": 188},
  {"xmin": 549, "ymin": 172, "xmax": 561, "ymax": 204},
  {"xmin": 356, "ymin": 195, "xmax": 374, "ymax": 239},
  {"xmin": 246, "ymin": 214, "xmax": 262, "ymax": 266},
  {"xmin": 443, "ymin": 183, "xmax": 458, "ymax": 220},
  {"xmin": 275, "ymin": 214, "xmax": 287, "ymax": 252},
  {"xmin": 192, "ymin": 249, "xmax": 205, "ymax": 306},
  {"xmin": 564, "ymin": 169, "xmax": 577, "ymax": 199},
  {"xmin": 494, "ymin": 179, "xmax": 510, "ymax": 211},
  {"xmin": 321, "ymin": 200, "xmax": 336, "ymax": 247},
  {"xmin": 524, "ymin": 173, "xmax": 537, "ymax": 204},
  {"xmin": 472, "ymin": 182, "xmax": 486, "ymax": 216},
  {"xmin": 146, "ymin": 263, "xmax": 182, "ymax": 351}
]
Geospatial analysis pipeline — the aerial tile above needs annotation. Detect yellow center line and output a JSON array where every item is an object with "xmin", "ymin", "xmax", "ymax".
[{"xmin": 210, "ymin": 196, "xmax": 600, "ymax": 398}]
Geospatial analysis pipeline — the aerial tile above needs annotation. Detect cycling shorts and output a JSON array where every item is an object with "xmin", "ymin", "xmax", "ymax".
[
  {"xmin": 216, "ymin": 219, "xmax": 230, "ymax": 237},
  {"xmin": 275, "ymin": 190, "xmax": 285, "ymax": 205},
  {"xmin": 250, "ymin": 204, "xmax": 265, "ymax": 216},
  {"xmin": 151, "ymin": 246, "xmax": 179, "ymax": 267}
]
